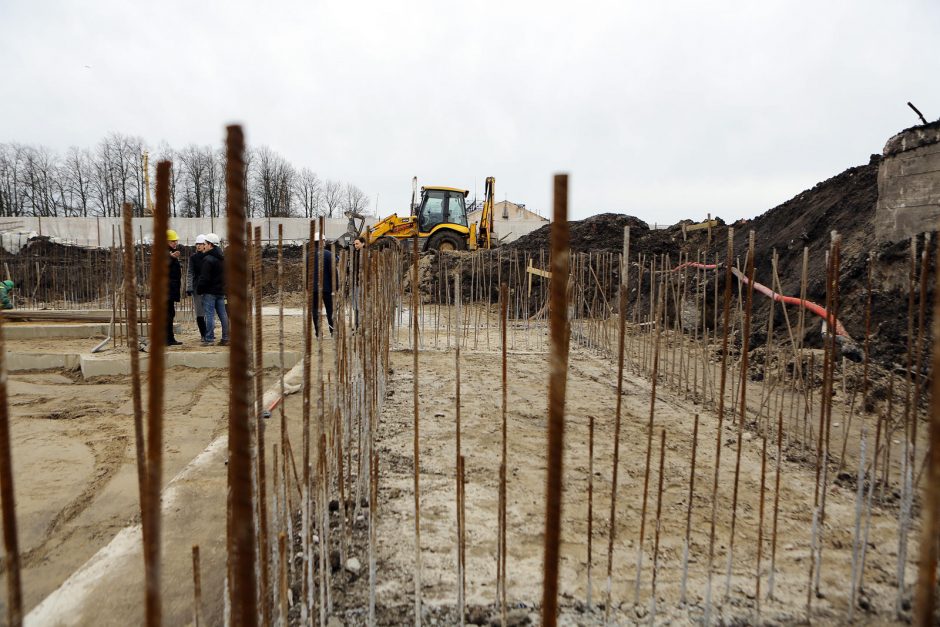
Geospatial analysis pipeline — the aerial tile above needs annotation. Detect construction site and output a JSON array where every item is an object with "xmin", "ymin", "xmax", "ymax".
[{"xmin": 0, "ymin": 118, "xmax": 937, "ymax": 627}]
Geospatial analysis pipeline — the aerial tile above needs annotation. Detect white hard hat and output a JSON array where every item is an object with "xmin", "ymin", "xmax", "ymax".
[
  {"xmin": 195, "ymin": 234, "xmax": 207, "ymax": 244},
  {"xmin": 205, "ymin": 233, "xmax": 221, "ymax": 245}
]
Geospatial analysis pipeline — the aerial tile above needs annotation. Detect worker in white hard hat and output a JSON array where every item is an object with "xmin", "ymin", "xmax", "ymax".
[
  {"xmin": 197, "ymin": 233, "xmax": 229, "ymax": 346},
  {"xmin": 186, "ymin": 234, "xmax": 208, "ymax": 341},
  {"xmin": 166, "ymin": 229, "xmax": 183, "ymax": 346}
]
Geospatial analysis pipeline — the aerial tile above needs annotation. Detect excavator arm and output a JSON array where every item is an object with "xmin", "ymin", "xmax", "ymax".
[{"xmin": 479, "ymin": 176, "xmax": 495, "ymax": 249}]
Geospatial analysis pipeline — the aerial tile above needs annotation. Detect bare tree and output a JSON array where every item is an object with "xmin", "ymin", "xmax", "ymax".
[
  {"xmin": 178, "ymin": 144, "xmax": 211, "ymax": 218},
  {"xmin": 343, "ymin": 183, "xmax": 369, "ymax": 216},
  {"xmin": 322, "ymin": 179, "xmax": 344, "ymax": 218},
  {"xmin": 253, "ymin": 146, "xmax": 296, "ymax": 217},
  {"xmin": 293, "ymin": 168, "xmax": 321, "ymax": 218},
  {"xmin": 63, "ymin": 147, "xmax": 93, "ymax": 217},
  {"xmin": 0, "ymin": 144, "xmax": 28, "ymax": 217}
]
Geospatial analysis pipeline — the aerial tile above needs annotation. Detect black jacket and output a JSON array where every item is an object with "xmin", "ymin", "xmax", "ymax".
[
  {"xmin": 197, "ymin": 246, "xmax": 225, "ymax": 295},
  {"xmin": 168, "ymin": 247, "xmax": 182, "ymax": 302},
  {"xmin": 309, "ymin": 248, "xmax": 334, "ymax": 294},
  {"xmin": 186, "ymin": 250, "xmax": 205, "ymax": 294}
]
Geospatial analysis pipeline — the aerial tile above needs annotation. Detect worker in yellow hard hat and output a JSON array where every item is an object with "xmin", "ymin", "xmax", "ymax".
[{"xmin": 166, "ymin": 229, "xmax": 182, "ymax": 345}]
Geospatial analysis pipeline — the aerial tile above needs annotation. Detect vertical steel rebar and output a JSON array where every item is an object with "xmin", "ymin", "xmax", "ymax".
[
  {"xmin": 143, "ymin": 160, "xmax": 171, "ymax": 627},
  {"xmin": 541, "ymin": 174, "xmax": 570, "ymax": 627},
  {"xmin": 224, "ymin": 125, "xmax": 259, "ymax": 626}
]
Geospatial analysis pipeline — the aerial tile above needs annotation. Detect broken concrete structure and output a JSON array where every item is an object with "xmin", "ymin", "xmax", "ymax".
[{"xmin": 875, "ymin": 120, "xmax": 940, "ymax": 242}]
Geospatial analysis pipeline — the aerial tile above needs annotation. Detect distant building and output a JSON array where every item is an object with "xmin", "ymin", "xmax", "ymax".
[{"xmin": 467, "ymin": 200, "xmax": 548, "ymax": 243}]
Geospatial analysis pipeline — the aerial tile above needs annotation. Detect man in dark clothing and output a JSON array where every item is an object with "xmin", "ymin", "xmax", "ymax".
[
  {"xmin": 310, "ymin": 236, "xmax": 334, "ymax": 338},
  {"xmin": 197, "ymin": 233, "xmax": 229, "ymax": 346},
  {"xmin": 186, "ymin": 234, "xmax": 208, "ymax": 341},
  {"xmin": 167, "ymin": 230, "xmax": 183, "ymax": 346}
]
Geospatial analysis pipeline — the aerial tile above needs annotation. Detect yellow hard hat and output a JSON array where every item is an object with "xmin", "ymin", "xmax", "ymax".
[{"xmin": 167, "ymin": 229, "xmax": 179, "ymax": 241}]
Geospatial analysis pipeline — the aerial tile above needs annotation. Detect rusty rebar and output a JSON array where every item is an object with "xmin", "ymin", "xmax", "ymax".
[
  {"xmin": 650, "ymin": 428, "xmax": 668, "ymax": 623},
  {"xmin": 587, "ymin": 412, "xmax": 595, "ymax": 609},
  {"xmin": 0, "ymin": 253, "xmax": 22, "ymax": 627},
  {"xmin": 499, "ymin": 282, "xmax": 509, "ymax": 623},
  {"xmin": 541, "ymin": 173, "xmax": 570, "ymax": 627},
  {"xmin": 680, "ymin": 414, "xmax": 700, "ymax": 605},
  {"xmin": 192, "ymin": 545, "xmax": 203, "ymax": 627},
  {"xmin": 604, "ymin": 284, "xmax": 628, "ymax": 623},
  {"xmin": 412, "ymin": 233, "xmax": 423, "ymax": 626},
  {"xmin": 704, "ymin": 227, "xmax": 735, "ymax": 624},
  {"xmin": 724, "ymin": 231, "xmax": 756, "ymax": 599},
  {"xmin": 225, "ymin": 125, "xmax": 258, "ymax": 626},
  {"xmin": 122, "ymin": 203, "xmax": 147, "ymax": 522},
  {"xmin": 143, "ymin": 160, "xmax": 171, "ymax": 627}
]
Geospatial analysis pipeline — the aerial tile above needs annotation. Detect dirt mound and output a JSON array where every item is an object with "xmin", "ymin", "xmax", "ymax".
[{"xmin": 510, "ymin": 213, "xmax": 652, "ymax": 254}]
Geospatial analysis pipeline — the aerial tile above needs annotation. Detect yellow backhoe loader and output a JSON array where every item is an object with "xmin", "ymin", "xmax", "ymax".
[{"xmin": 341, "ymin": 177, "xmax": 496, "ymax": 252}]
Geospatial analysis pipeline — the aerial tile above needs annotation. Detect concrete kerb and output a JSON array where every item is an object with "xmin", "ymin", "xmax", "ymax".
[
  {"xmin": 24, "ymin": 362, "xmax": 304, "ymax": 625},
  {"xmin": 79, "ymin": 351, "xmax": 301, "ymax": 379},
  {"xmin": 4, "ymin": 323, "xmax": 177, "ymax": 340},
  {"xmin": 5, "ymin": 350, "xmax": 300, "ymax": 377}
]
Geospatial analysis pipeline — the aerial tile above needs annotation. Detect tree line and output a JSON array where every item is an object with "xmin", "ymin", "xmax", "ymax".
[{"xmin": 0, "ymin": 133, "xmax": 370, "ymax": 219}]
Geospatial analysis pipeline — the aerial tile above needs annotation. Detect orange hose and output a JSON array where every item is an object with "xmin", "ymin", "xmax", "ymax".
[{"xmin": 672, "ymin": 261, "xmax": 850, "ymax": 340}]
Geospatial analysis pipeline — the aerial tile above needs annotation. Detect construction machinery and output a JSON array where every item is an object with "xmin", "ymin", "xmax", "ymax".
[{"xmin": 341, "ymin": 176, "xmax": 496, "ymax": 252}]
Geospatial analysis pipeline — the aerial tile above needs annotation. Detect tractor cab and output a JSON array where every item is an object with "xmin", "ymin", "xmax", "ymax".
[{"xmin": 416, "ymin": 187, "xmax": 469, "ymax": 233}]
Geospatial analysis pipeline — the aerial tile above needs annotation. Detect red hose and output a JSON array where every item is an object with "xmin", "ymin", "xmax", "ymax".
[{"xmin": 672, "ymin": 261, "xmax": 850, "ymax": 340}]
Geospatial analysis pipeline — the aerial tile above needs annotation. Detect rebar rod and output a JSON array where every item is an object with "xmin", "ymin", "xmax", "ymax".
[
  {"xmin": 0, "ymin": 246, "xmax": 22, "ymax": 627},
  {"xmin": 143, "ymin": 160, "xmax": 171, "ymax": 627},
  {"xmin": 541, "ymin": 174, "xmax": 570, "ymax": 627},
  {"xmin": 604, "ymin": 285, "xmax": 628, "ymax": 623},
  {"xmin": 704, "ymin": 227, "xmax": 734, "ymax": 624},
  {"xmin": 224, "ymin": 125, "xmax": 259, "ymax": 626}
]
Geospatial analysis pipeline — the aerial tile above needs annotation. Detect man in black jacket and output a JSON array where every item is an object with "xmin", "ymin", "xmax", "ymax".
[
  {"xmin": 310, "ymin": 235, "xmax": 334, "ymax": 338},
  {"xmin": 167, "ymin": 230, "xmax": 183, "ymax": 346},
  {"xmin": 197, "ymin": 233, "xmax": 229, "ymax": 346}
]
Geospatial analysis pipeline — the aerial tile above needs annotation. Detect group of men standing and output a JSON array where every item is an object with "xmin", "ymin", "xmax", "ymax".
[
  {"xmin": 166, "ymin": 230, "xmax": 229, "ymax": 347},
  {"xmin": 163, "ymin": 229, "xmax": 363, "ymax": 347}
]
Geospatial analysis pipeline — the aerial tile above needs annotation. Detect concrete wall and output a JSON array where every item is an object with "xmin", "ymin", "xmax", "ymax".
[
  {"xmin": 876, "ymin": 122, "xmax": 940, "ymax": 243},
  {"xmin": 0, "ymin": 216, "xmax": 364, "ymax": 249},
  {"xmin": 0, "ymin": 214, "xmax": 548, "ymax": 250}
]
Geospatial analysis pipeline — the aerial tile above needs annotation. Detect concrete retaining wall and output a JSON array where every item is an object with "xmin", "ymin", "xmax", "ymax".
[{"xmin": 875, "ymin": 121, "xmax": 940, "ymax": 243}]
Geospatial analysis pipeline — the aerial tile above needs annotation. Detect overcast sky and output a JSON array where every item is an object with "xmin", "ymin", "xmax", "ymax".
[{"xmin": 2, "ymin": 1, "xmax": 938, "ymax": 224}]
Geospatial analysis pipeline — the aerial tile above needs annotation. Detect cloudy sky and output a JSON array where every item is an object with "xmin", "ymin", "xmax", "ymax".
[{"xmin": 2, "ymin": 0, "xmax": 938, "ymax": 223}]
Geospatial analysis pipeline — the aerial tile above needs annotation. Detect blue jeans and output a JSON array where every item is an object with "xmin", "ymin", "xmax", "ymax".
[{"xmin": 203, "ymin": 294, "xmax": 229, "ymax": 342}]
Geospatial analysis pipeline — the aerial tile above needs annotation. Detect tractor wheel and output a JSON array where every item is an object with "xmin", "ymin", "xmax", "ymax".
[{"xmin": 426, "ymin": 231, "xmax": 466, "ymax": 253}]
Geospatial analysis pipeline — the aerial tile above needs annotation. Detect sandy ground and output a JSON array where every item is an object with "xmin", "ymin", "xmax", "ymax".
[
  {"xmin": 0, "ymin": 303, "xmax": 928, "ymax": 625},
  {"xmin": 341, "ymin": 311, "xmax": 925, "ymax": 625}
]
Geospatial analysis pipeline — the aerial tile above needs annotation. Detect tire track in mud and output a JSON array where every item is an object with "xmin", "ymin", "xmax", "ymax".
[{"xmin": 7, "ymin": 369, "xmax": 226, "ymax": 572}]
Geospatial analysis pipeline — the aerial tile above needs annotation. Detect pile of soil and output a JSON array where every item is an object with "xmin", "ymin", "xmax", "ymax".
[{"xmin": 457, "ymin": 153, "xmax": 932, "ymax": 369}]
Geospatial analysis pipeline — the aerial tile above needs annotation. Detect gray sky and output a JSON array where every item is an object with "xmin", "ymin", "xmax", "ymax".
[{"xmin": 2, "ymin": 0, "xmax": 938, "ymax": 223}]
